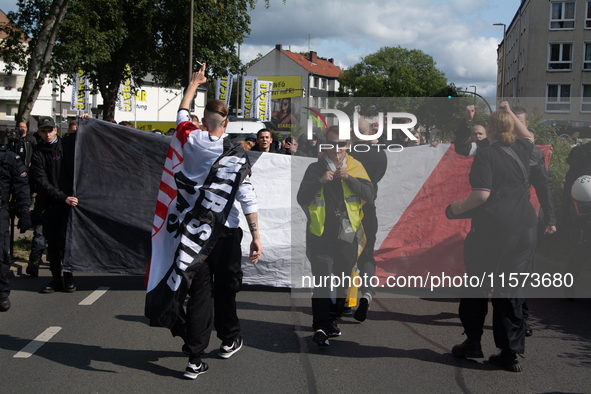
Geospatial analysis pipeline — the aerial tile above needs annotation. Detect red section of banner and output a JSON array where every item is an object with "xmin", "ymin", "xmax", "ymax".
[{"xmin": 375, "ymin": 145, "xmax": 551, "ymax": 282}]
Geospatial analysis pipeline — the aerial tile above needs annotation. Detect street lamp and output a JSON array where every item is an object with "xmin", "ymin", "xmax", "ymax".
[
  {"xmin": 469, "ymin": 85, "xmax": 476, "ymax": 105},
  {"xmin": 236, "ymin": 35, "xmax": 249, "ymax": 117},
  {"xmin": 493, "ymin": 23, "xmax": 506, "ymax": 100}
]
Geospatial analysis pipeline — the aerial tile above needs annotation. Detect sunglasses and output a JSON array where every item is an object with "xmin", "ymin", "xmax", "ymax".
[{"xmin": 327, "ymin": 140, "xmax": 348, "ymax": 147}]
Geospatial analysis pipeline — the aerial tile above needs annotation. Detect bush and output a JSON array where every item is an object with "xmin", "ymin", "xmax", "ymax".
[{"xmin": 528, "ymin": 109, "xmax": 576, "ymax": 228}]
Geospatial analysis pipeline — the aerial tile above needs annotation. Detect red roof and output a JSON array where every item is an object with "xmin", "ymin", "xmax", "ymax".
[{"xmin": 282, "ymin": 50, "xmax": 342, "ymax": 78}]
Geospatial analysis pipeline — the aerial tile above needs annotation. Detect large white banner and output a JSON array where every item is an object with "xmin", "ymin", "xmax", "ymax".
[
  {"xmin": 70, "ymin": 70, "xmax": 89, "ymax": 112},
  {"xmin": 241, "ymin": 76, "xmax": 257, "ymax": 118},
  {"xmin": 254, "ymin": 80, "xmax": 273, "ymax": 121},
  {"xmin": 215, "ymin": 72, "xmax": 233, "ymax": 109}
]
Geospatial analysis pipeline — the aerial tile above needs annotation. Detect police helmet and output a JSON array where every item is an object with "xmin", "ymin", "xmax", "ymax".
[{"xmin": 572, "ymin": 175, "xmax": 591, "ymax": 216}]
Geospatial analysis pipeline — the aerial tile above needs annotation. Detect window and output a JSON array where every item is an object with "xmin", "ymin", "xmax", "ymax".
[
  {"xmin": 313, "ymin": 77, "xmax": 319, "ymax": 88},
  {"xmin": 319, "ymin": 97, "xmax": 325, "ymax": 108},
  {"xmin": 5, "ymin": 104, "xmax": 15, "ymax": 117},
  {"xmin": 550, "ymin": 2, "xmax": 575, "ymax": 29},
  {"xmin": 582, "ymin": 85, "xmax": 591, "ymax": 112},
  {"xmin": 587, "ymin": 1, "xmax": 591, "ymax": 28},
  {"xmin": 584, "ymin": 43, "xmax": 591, "ymax": 69},
  {"xmin": 3, "ymin": 77, "xmax": 10, "ymax": 86},
  {"xmin": 521, "ymin": 10, "xmax": 527, "ymax": 33},
  {"xmin": 546, "ymin": 84, "xmax": 571, "ymax": 112},
  {"xmin": 548, "ymin": 43, "xmax": 573, "ymax": 70},
  {"xmin": 321, "ymin": 79, "xmax": 327, "ymax": 89},
  {"xmin": 312, "ymin": 96, "xmax": 318, "ymax": 107}
]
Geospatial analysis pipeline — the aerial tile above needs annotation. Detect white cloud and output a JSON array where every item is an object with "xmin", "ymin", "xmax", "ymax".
[{"xmin": 244, "ymin": 0, "xmax": 512, "ymax": 91}]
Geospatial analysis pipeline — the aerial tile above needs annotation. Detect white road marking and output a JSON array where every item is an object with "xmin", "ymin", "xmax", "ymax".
[
  {"xmin": 14, "ymin": 326, "xmax": 62, "ymax": 358},
  {"xmin": 79, "ymin": 287, "xmax": 110, "ymax": 305}
]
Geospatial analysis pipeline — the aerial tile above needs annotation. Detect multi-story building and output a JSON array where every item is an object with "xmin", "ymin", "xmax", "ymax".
[
  {"xmin": 246, "ymin": 44, "xmax": 342, "ymax": 129},
  {"xmin": 497, "ymin": 0, "xmax": 591, "ymax": 132}
]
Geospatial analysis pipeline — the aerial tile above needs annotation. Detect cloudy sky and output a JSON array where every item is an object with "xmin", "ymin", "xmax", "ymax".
[
  {"xmin": 0, "ymin": 0, "xmax": 519, "ymax": 96},
  {"xmin": 243, "ymin": 0, "xmax": 521, "ymax": 97}
]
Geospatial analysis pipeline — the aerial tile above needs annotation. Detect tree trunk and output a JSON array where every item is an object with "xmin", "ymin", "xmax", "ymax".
[
  {"xmin": 97, "ymin": 62, "xmax": 125, "ymax": 121},
  {"xmin": 16, "ymin": 0, "xmax": 70, "ymax": 125}
]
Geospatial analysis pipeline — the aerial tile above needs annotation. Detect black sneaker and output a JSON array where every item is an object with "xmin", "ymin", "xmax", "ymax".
[
  {"xmin": 0, "ymin": 297, "xmax": 10, "ymax": 312},
  {"xmin": 354, "ymin": 293, "xmax": 372, "ymax": 322},
  {"xmin": 42, "ymin": 279, "xmax": 63, "ymax": 293},
  {"xmin": 327, "ymin": 319, "xmax": 341, "ymax": 337},
  {"xmin": 312, "ymin": 329, "xmax": 329, "ymax": 346},
  {"xmin": 183, "ymin": 362, "xmax": 209, "ymax": 379},
  {"xmin": 63, "ymin": 272, "xmax": 76, "ymax": 293},
  {"xmin": 489, "ymin": 351, "xmax": 522, "ymax": 372},
  {"xmin": 452, "ymin": 339, "xmax": 484, "ymax": 358},
  {"xmin": 26, "ymin": 262, "xmax": 39, "ymax": 278},
  {"xmin": 218, "ymin": 336, "xmax": 243, "ymax": 359}
]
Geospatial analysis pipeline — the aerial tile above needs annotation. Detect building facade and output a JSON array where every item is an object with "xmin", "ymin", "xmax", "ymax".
[
  {"xmin": 498, "ymin": 0, "xmax": 591, "ymax": 125},
  {"xmin": 246, "ymin": 44, "xmax": 342, "ymax": 127}
]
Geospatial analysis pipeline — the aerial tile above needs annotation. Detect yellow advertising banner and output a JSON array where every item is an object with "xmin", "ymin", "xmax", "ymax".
[
  {"xmin": 254, "ymin": 76, "xmax": 302, "ymax": 132},
  {"xmin": 256, "ymin": 76, "xmax": 302, "ymax": 98},
  {"xmin": 135, "ymin": 121, "xmax": 177, "ymax": 134}
]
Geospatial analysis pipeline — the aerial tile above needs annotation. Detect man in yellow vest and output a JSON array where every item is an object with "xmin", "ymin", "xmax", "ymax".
[{"xmin": 297, "ymin": 126, "xmax": 374, "ymax": 346}]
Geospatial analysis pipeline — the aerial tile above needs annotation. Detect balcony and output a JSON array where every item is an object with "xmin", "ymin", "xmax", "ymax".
[{"xmin": 0, "ymin": 85, "xmax": 22, "ymax": 100}]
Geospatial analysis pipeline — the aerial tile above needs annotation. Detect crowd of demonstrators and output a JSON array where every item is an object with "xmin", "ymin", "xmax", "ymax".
[
  {"xmin": 30, "ymin": 116, "xmax": 78, "ymax": 294},
  {"xmin": 562, "ymin": 140, "xmax": 591, "ymax": 299},
  {"xmin": 297, "ymin": 125, "xmax": 374, "ymax": 346},
  {"xmin": 0, "ymin": 133, "xmax": 31, "ymax": 311},
  {"xmin": 448, "ymin": 102, "xmax": 538, "ymax": 373},
  {"xmin": 147, "ymin": 66, "xmax": 262, "ymax": 380},
  {"xmin": 348, "ymin": 118, "xmax": 387, "ymax": 321}
]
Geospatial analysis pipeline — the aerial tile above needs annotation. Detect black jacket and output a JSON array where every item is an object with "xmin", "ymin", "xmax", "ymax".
[
  {"xmin": 0, "ymin": 147, "xmax": 30, "ymax": 217},
  {"xmin": 454, "ymin": 119, "xmax": 556, "ymax": 226},
  {"xmin": 31, "ymin": 138, "xmax": 67, "ymax": 211}
]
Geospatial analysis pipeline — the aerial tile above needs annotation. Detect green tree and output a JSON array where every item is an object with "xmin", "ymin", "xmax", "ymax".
[
  {"xmin": 51, "ymin": 0, "xmax": 156, "ymax": 120},
  {"xmin": 0, "ymin": 0, "xmax": 70, "ymax": 124},
  {"xmin": 338, "ymin": 46, "xmax": 448, "ymax": 98},
  {"xmin": 3, "ymin": 0, "xmax": 275, "ymax": 121}
]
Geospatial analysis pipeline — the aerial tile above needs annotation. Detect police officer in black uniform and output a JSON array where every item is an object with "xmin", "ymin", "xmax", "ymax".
[{"xmin": 0, "ymin": 127, "xmax": 32, "ymax": 312}]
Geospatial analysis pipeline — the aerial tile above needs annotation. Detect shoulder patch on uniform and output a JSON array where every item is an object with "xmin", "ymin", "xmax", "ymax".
[
  {"xmin": 20, "ymin": 171, "xmax": 27, "ymax": 177},
  {"xmin": 15, "ymin": 155, "xmax": 20, "ymax": 160}
]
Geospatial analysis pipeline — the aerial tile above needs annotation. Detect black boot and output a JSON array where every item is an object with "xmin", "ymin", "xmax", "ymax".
[
  {"xmin": 26, "ymin": 257, "xmax": 41, "ymax": 278},
  {"xmin": 42, "ymin": 276, "xmax": 63, "ymax": 293},
  {"xmin": 63, "ymin": 272, "xmax": 76, "ymax": 293},
  {"xmin": 0, "ymin": 297, "xmax": 10, "ymax": 311},
  {"xmin": 452, "ymin": 338, "xmax": 484, "ymax": 358}
]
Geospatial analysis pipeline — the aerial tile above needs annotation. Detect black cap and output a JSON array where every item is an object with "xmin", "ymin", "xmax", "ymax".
[
  {"xmin": 246, "ymin": 133, "xmax": 257, "ymax": 141},
  {"xmin": 38, "ymin": 116, "xmax": 56, "ymax": 129}
]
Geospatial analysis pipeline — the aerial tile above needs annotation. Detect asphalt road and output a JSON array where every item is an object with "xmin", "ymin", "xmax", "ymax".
[{"xmin": 1, "ymin": 258, "xmax": 590, "ymax": 394}]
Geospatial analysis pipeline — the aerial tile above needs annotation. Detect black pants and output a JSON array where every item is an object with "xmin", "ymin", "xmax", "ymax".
[
  {"xmin": 29, "ymin": 195, "xmax": 46, "ymax": 262},
  {"xmin": 182, "ymin": 227, "xmax": 243, "ymax": 364},
  {"xmin": 459, "ymin": 225, "xmax": 536, "ymax": 354},
  {"xmin": 357, "ymin": 203, "xmax": 378, "ymax": 296},
  {"xmin": 43, "ymin": 206, "xmax": 69, "ymax": 279},
  {"xmin": 307, "ymin": 236, "xmax": 357, "ymax": 331},
  {"xmin": 0, "ymin": 209, "xmax": 10, "ymax": 298}
]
